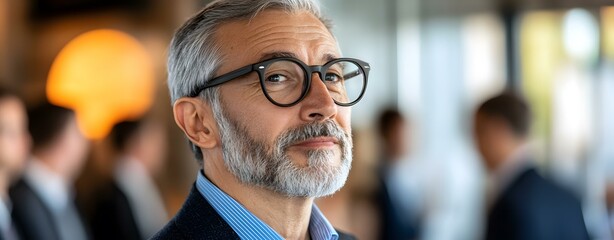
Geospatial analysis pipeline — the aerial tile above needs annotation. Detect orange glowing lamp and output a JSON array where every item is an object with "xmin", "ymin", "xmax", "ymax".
[{"xmin": 47, "ymin": 29, "xmax": 155, "ymax": 139}]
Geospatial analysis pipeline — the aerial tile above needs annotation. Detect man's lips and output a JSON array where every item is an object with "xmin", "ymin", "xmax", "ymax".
[{"xmin": 290, "ymin": 136, "xmax": 339, "ymax": 148}]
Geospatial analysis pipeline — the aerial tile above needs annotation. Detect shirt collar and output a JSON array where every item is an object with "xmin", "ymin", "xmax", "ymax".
[
  {"xmin": 24, "ymin": 159, "xmax": 72, "ymax": 213},
  {"xmin": 309, "ymin": 204, "xmax": 339, "ymax": 240},
  {"xmin": 195, "ymin": 171, "xmax": 339, "ymax": 240}
]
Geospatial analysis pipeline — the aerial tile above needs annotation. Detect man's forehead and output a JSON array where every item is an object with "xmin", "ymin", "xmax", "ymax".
[{"xmin": 213, "ymin": 9, "xmax": 340, "ymax": 64}]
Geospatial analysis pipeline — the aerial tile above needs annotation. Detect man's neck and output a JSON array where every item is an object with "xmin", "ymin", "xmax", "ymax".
[
  {"xmin": 33, "ymin": 150, "xmax": 72, "ymax": 182},
  {"xmin": 204, "ymin": 161, "xmax": 313, "ymax": 240},
  {"xmin": 489, "ymin": 142, "xmax": 531, "ymax": 194}
]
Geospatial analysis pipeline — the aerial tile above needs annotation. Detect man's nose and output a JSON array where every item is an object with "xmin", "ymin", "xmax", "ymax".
[{"xmin": 299, "ymin": 73, "xmax": 337, "ymax": 122}]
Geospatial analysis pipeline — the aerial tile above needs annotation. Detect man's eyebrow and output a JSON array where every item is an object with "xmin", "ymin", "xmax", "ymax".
[
  {"xmin": 258, "ymin": 52, "xmax": 298, "ymax": 62},
  {"xmin": 322, "ymin": 53, "xmax": 337, "ymax": 63},
  {"xmin": 258, "ymin": 52, "xmax": 340, "ymax": 63}
]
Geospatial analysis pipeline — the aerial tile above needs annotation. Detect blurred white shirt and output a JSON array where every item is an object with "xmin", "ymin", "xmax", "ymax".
[
  {"xmin": 115, "ymin": 157, "xmax": 168, "ymax": 239},
  {"xmin": 24, "ymin": 159, "xmax": 70, "ymax": 213},
  {"xmin": 0, "ymin": 198, "xmax": 17, "ymax": 240},
  {"xmin": 24, "ymin": 159, "xmax": 87, "ymax": 240}
]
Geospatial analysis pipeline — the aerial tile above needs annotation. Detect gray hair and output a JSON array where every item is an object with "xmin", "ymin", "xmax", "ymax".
[{"xmin": 167, "ymin": 0, "xmax": 333, "ymax": 163}]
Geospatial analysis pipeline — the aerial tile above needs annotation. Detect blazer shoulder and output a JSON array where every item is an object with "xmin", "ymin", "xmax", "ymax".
[
  {"xmin": 505, "ymin": 168, "xmax": 581, "ymax": 207},
  {"xmin": 336, "ymin": 229, "xmax": 357, "ymax": 240},
  {"xmin": 491, "ymin": 168, "xmax": 589, "ymax": 240},
  {"xmin": 9, "ymin": 179, "xmax": 61, "ymax": 240},
  {"xmin": 151, "ymin": 185, "xmax": 240, "ymax": 240},
  {"xmin": 150, "ymin": 219, "xmax": 182, "ymax": 240}
]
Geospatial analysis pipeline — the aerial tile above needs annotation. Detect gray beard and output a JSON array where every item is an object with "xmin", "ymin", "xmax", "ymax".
[{"xmin": 211, "ymin": 98, "xmax": 352, "ymax": 198}]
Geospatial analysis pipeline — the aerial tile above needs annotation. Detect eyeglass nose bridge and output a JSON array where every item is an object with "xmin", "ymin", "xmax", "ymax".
[
  {"xmin": 305, "ymin": 65, "xmax": 326, "ymax": 81},
  {"xmin": 297, "ymin": 65, "xmax": 334, "ymax": 104}
]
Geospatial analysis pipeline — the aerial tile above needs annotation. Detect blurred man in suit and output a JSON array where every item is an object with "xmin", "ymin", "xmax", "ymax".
[
  {"xmin": 10, "ymin": 103, "xmax": 90, "ymax": 240},
  {"xmin": 607, "ymin": 182, "xmax": 614, "ymax": 237},
  {"xmin": 154, "ymin": 0, "xmax": 369, "ymax": 239},
  {"xmin": 0, "ymin": 88, "xmax": 30, "ymax": 240},
  {"xmin": 90, "ymin": 118, "xmax": 168, "ymax": 240},
  {"xmin": 474, "ymin": 92, "xmax": 589, "ymax": 240},
  {"xmin": 376, "ymin": 108, "xmax": 419, "ymax": 240}
]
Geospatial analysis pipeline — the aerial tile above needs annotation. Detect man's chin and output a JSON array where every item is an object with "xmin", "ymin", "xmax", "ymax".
[{"xmin": 286, "ymin": 149, "xmax": 342, "ymax": 168}]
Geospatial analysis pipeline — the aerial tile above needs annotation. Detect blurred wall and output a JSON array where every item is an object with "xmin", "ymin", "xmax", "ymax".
[{"xmin": 322, "ymin": 0, "xmax": 399, "ymax": 129}]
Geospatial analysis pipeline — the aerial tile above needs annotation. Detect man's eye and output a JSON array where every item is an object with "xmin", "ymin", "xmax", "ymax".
[
  {"xmin": 324, "ymin": 73, "xmax": 342, "ymax": 82},
  {"xmin": 266, "ymin": 74, "xmax": 288, "ymax": 83}
]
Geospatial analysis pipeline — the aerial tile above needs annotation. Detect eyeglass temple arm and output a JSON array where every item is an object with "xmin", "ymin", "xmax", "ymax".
[
  {"xmin": 343, "ymin": 69, "xmax": 363, "ymax": 79},
  {"xmin": 341, "ymin": 61, "xmax": 370, "ymax": 79},
  {"xmin": 203, "ymin": 65, "xmax": 255, "ymax": 88}
]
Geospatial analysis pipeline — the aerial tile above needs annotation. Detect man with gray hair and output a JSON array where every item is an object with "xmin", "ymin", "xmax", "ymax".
[{"xmin": 153, "ymin": 0, "xmax": 369, "ymax": 239}]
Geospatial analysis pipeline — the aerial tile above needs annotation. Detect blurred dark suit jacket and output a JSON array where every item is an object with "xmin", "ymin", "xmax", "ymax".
[
  {"xmin": 152, "ymin": 185, "xmax": 356, "ymax": 240},
  {"xmin": 9, "ymin": 179, "xmax": 60, "ymax": 240},
  {"xmin": 486, "ymin": 167, "xmax": 590, "ymax": 240},
  {"xmin": 376, "ymin": 170, "xmax": 418, "ymax": 240},
  {"xmin": 90, "ymin": 181, "xmax": 142, "ymax": 240}
]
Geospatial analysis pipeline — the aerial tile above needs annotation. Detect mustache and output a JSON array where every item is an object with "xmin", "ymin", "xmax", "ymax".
[{"xmin": 276, "ymin": 120, "xmax": 350, "ymax": 151}]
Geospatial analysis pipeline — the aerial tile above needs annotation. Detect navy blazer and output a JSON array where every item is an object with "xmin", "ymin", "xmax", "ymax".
[
  {"xmin": 152, "ymin": 185, "xmax": 356, "ymax": 240},
  {"xmin": 10, "ymin": 179, "xmax": 61, "ymax": 240},
  {"xmin": 90, "ymin": 181, "xmax": 143, "ymax": 240},
  {"xmin": 486, "ymin": 168, "xmax": 590, "ymax": 240},
  {"xmin": 376, "ymin": 172, "xmax": 418, "ymax": 240}
]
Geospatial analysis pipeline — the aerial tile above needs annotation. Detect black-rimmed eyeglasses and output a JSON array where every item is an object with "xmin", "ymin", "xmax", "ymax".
[{"xmin": 188, "ymin": 57, "xmax": 370, "ymax": 107}]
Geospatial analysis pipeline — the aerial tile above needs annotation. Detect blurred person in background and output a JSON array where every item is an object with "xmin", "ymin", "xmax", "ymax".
[
  {"xmin": 0, "ymin": 87, "xmax": 30, "ymax": 240},
  {"xmin": 375, "ymin": 108, "xmax": 419, "ymax": 240},
  {"xmin": 89, "ymin": 118, "xmax": 168, "ymax": 240},
  {"xmin": 474, "ymin": 92, "xmax": 589, "ymax": 240},
  {"xmin": 154, "ymin": 0, "xmax": 369, "ymax": 239},
  {"xmin": 607, "ymin": 179, "xmax": 614, "ymax": 237},
  {"xmin": 10, "ymin": 102, "xmax": 90, "ymax": 240}
]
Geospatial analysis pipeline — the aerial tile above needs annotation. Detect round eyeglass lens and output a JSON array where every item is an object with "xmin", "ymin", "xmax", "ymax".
[
  {"xmin": 262, "ymin": 60, "xmax": 306, "ymax": 105},
  {"xmin": 324, "ymin": 60, "xmax": 365, "ymax": 104}
]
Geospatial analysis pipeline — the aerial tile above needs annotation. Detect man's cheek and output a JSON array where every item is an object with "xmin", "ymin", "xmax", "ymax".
[{"xmin": 337, "ymin": 112, "xmax": 351, "ymax": 131}]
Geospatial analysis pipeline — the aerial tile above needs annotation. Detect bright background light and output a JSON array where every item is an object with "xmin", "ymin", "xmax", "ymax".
[
  {"xmin": 47, "ymin": 29, "xmax": 155, "ymax": 139},
  {"xmin": 562, "ymin": 8, "xmax": 600, "ymax": 63}
]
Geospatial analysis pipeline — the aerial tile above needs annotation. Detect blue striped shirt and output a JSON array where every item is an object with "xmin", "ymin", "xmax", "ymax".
[{"xmin": 196, "ymin": 172, "xmax": 339, "ymax": 240}]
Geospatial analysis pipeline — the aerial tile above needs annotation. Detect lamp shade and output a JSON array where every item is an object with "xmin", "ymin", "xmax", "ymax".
[{"xmin": 47, "ymin": 29, "xmax": 155, "ymax": 139}]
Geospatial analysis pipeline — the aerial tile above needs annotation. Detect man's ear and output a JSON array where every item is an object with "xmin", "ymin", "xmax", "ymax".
[{"xmin": 173, "ymin": 98, "xmax": 218, "ymax": 149}]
